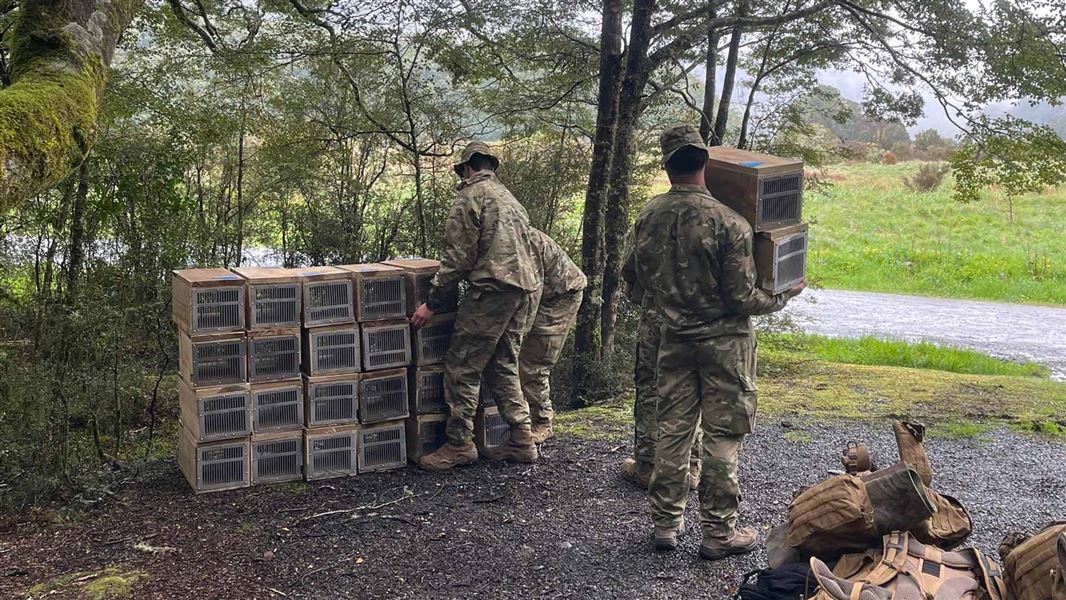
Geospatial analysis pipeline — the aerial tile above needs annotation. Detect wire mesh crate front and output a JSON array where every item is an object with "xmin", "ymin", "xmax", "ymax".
[
  {"xmin": 306, "ymin": 430, "xmax": 358, "ymax": 480},
  {"xmin": 359, "ymin": 422, "xmax": 407, "ymax": 473},
  {"xmin": 249, "ymin": 332, "xmax": 301, "ymax": 382},
  {"xmin": 359, "ymin": 370, "xmax": 409, "ymax": 424},
  {"xmin": 306, "ymin": 380, "xmax": 358, "ymax": 426},
  {"xmin": 252, "ymin": 384, "xmax": 303, "ymax": 432},
  {"xmin": 362, "ymin": 322, "xmax": 412, "ymax": 371},
  {"xmin": 252, "ymin": 435, "xmax": 304, "ymax": 484},
  {"xmin": 251, "ymin": 283, "xmax": 301, "ymax": 328},
  {"xmin": 307, "ymin": 327, "xmax": 360, "ymax": 375}
]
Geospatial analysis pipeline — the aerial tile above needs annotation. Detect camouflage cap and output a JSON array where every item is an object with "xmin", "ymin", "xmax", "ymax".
[
  {"xmin": 660, "ymin": 123, "xmax": 708, "ymax": 166},
  {"xmin": 453, "ymin": 141, "xmax": 500, "ymax": 176}
]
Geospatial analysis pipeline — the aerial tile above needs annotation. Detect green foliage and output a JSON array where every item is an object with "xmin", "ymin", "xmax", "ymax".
[
  {"xmin": 761, "ymin": 333, "xmax": 1050, "ymax": 378},
  {"xmin": 950, "ymin": 117, "xmax": 1066, "ymax": 204},
  {"xmin": 807, "ymin": 163, "xmax": 1066, "ymax": 305}
]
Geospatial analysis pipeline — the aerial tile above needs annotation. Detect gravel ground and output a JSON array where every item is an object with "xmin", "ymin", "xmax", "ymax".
[{"xmin": 1, "ymin": 420, "xmax": 1064, "ymax": 599}]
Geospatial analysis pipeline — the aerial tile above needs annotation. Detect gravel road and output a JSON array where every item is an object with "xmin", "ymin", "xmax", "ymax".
[
  {"xmin": 2, "ymin": 421, "xmax": 1063, "ymax": 599},
  {"xmin": 784, "ymin": 289, "xmax": 1066, "ymax": 380}
]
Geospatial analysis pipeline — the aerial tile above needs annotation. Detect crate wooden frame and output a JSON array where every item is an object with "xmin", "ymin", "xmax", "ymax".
[
  {"xmin": 232, "ymin": 267, "xmax": 301, "ymax": 330},
  {"xmin": 358, "ymin": 420, "xmax": 407, "ymax": 473},
  {"xmin": 410, "ymin": 365, "xmax": 447, "ymax": 415},
  {"xmin": 383, "ymin": 258, "xmax": 452, "ymax": 315},
  {"xmin": 304, "ymin": 424, "xmax": 360, "ymax": 480},
  {"xmin": 251, "ymin": 430, "xmax": 305, "ymax": 484},
  {"xmin": 406, "ymin": 413, "xmax": 448, "ymax": 462},
  {"xmin": 753, "ymin": 222, "xmax": 808, "ymax": 294},
  {"xmin": 303, "ymin": 323, "xmax": 361, "ymax": 376},
  {"xmin": 304, "ymin": 372, "xmax": 359, "ymax": 427},
  {"xmin": 247, "ymin": 328, "xmax": 302, "ymax": 383},
  {"xmin": 300, "ymin": 266, "xmax": 354, "ymax": 327},
  {"xmin": 178, "ymin": 427, "xmax": 250, "ymax": 494},
  {"xmin": 413, "ymin": 313, "xmax": 455, "ymax": 366},
  {"xmin": 338, "ymin": 263, "xmax": 408, "ymax": 322},
  {"xmin": 172, "ymin": 268, "xmax": 246, "ymax": 335},
  {"xmin": 179, "ymin": 332, "xmax": 247, "ymax": 387},
  {"xmin": 250, "ymin": 381, "xmax": 304, "ymax": 433},
  {"xmin": 358, "ymin": 367, "xmax": 409, "ymax": 424},
  {"xmin": 178, "ymin": 379, "xmax": 251, "ymax": 442},
  {"xmin": 361, "ymin": 319, "xmax": 412, "ymax": 371},
  {"xmin": 705, "ymin": 147, "xmax": 803, "ymax": 232}
]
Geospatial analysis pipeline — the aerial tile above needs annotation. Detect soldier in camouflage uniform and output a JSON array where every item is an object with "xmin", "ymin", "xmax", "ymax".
[
  {"xmin": 619, "ymin": 282, "xmax": 702, "ymax": 491},
  {"xmin": 623, "ymin": 124, "xmax": 804, "ymax": 559},
  {"xmin": 519, "ymin": 228, "xmax": 587, "ymax": 445},
  {"xmin": 413, "ymin": 141, "xmax": 544, "ymax": 470}
]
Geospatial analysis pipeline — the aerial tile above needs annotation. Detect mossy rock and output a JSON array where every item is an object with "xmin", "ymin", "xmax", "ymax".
[{"xmin": 26, "ymin": 566, "xmax": 149, "ymax": 599}]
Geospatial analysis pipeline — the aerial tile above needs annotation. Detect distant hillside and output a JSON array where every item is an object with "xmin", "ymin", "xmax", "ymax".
[
  {"xmin": 801, "ymin": 85, "xmax": 910, "ymax": 149},
  {"xmin": 1008, "ymin": 101, "xmax": 1066, "ymax": 138}
]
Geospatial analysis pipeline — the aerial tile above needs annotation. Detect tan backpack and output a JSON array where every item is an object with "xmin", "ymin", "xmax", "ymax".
[
  {"xmin": 1056, "ymin": 533, "xmax": 1066, "ymax": 600},
  {"xmin": 810, "ymin": 531, "xmax": 1007, "ymax": 600},
  {"xmin": 787, "ymin": 464, "xmax": 935, "ymax": 559},
  {"xmin": 1002, "ymin": 522, "xmax": 1066, "ymax": 600},
  {"xmin": 893, "ymin": 420, "xmax": 932, "ymax": 487},
  {"xmin": 913, "ymin": 490, "xmax": 974, "ymax": 550}
]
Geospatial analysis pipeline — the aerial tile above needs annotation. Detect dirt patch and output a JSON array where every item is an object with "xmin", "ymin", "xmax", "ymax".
[{"xmin": 2, "ymin": 421, "xmax": 1064, "ymax": 599}]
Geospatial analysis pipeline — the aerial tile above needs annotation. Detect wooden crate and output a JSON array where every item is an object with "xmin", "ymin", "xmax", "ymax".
[
  {"xmin": 304, "ymin": 372, "xmax": 359, "ymax": 427},
  {"xmin": 705, "ymin": 147, "xmax": 803, "ymax": 232},
  {"xmin": 251, "ymin": 430, "xmax": 305, "ymax": 484},
  {"xmin": 338, "ymin": 263, "xmax": 408, "ymax": 322},
  {"xmin": 303, "ymin": 323, "xmax": 361, "ymax": 376},
  {"xmin": 413, "ymin": 313, "xmax": 455, "ymax": 366},
  {"xmin": 361, "ymin": 319, "xmax": 412, "ymax": 371},
  {"xmin": 304, "ymin": 424, "xmax": 360, "ymax": 480},
  {"xmin": 179, "ymin": 331, "xmax": 246, "ymax": 387},
  {"xmin": 232, "ymin": 266, "xmax": 301, "ymax": 330},
  {"xmin": 178, "ymin": 378, "xmax": 251, "ymax": 442},
  {"xmin": 359, "ymin": 368, "xmax": 409, "ymax": 424},
  {"xmin": 383, "ymin": 258, "xmax": 457, "ymax": 315},
  {"xmin": 406, "ymin": 414, "xmax": 448, "ymax": 462},
  {"xmin": 247, "ymin": 327, "xmax": 302, "ymax": 383},
  {"xmin": 299, "ymin": 266, "xmax": 354, "ymax": 327},
  {"xmin": 358, "ymin": 420, "xmax": 407, "ymax": 473},
  {"xmin": 172, "ymin": 268, "xmax": 245, "ymax": 335},
  {"xmin": 250, "ymin": 380, "xmax": 304, "ymax": 433},
  {"xmin": 410, "ymin": 364, "xmax": 446, "ymax": 414},
  {"xmin": 474, "ymin": 406, "xmax": 508, "ymax": 455},
  {"xmin": 178, "ymin": 426, "xmax": 250, "ymax": 494},
  {"xmin": 753, "ymin": 222, "xmax": 808, "ymax": 294}
]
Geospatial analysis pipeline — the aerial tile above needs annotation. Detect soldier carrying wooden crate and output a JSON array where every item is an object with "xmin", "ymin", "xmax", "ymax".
[{"xmin": 411, "ymin": 141, "xmax": 544, "ymax": 471}]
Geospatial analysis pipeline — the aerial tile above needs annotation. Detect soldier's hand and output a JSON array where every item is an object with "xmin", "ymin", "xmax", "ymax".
[
  {"xmin": 785, "ymin": 281, "xmax": 807, "ymax": 298},
  {"xmin": 412, "ymin": 303, "xmax": 435, "ymax": 329}
]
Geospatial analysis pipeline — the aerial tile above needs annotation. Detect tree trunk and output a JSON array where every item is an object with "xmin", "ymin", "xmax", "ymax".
[
  {"xmin": 711, "ymin": 22, "xmax": 744, "ymax": 146},
  {"xmin": 0, "ymin": 0, "xmax": 143, "ymax": 208},
  {"xmin": 600, "ymin": 0, "xmax": 655, "ymax": 358},
  {"xmin": 698, "ymin": 10, "xmax": 719, "ymax": 143},
  {"xmin": 66, "ymin": 160, "xmax": 89, "ymax": 302},
  {"xmin": 572, "ymin": 0, "xmax": 623, "ymax": 401}
]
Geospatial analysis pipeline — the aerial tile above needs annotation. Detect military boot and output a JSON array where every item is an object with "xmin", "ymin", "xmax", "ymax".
[
  {"xmin": 531, "ymin": 421, "xmax": 554, "ymax": 445},
  {"xmin": 653, "ymin": 516, "xmax": 685, "ymax": 552},
  {"xmin": 687, "ymin": 461, "xmax": 702, "ymax": 491},
  {"xmin": 620, "ymin": 458, "xmax": 653, "ymax": 490},
  {"xmin": 699, "ymin": 526, "xmax": 759, "ymax": 560},
  {"xmin": 418, "ymin": 442, "xmax": 478, "ymax": 471},
  {"xmin": 487, "ymin": 425, "xmax": 539, "ymax": 463}
]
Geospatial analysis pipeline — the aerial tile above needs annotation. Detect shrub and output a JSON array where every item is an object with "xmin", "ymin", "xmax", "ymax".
[
  {"xmin": 903, "ymin": 162, "xmax": 951, "ymax": 192},
  {"xmin": 882, "ymin": 150, "xmax": 897, "ymax": 165}
]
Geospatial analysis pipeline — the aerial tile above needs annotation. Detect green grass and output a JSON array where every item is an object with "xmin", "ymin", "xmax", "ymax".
[
  {"xmin": 760, "ymin": 333, "xmax": 1051, "ymax": 378},
  {"xmin": 806, "ymin": 162, "xmax": 1066, "ymax": 305}
]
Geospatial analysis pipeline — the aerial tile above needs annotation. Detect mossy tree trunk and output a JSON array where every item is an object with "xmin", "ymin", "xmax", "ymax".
[{"xmin": 0, "ymin": 0, "xmax": 141, "ymax": 210}]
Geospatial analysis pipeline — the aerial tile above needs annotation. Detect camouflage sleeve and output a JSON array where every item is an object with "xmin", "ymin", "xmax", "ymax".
[
  {"xmin": 428, "ymin": 193, "xmax": 480, "ymax": 311},
  {"xmin": 717, "ymin": 221, "xmax": 788, "ymax": 316}
]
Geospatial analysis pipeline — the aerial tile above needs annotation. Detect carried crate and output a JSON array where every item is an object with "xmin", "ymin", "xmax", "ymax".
[
  {"xmin": 753, "ymin": 222, "xmax": 808, "ymax": 294},
  {"xmin": 383, "ymin": 258, "xmax": 457, "ymax": 315},
  {"xmin": 705, "ymin": 147, "xmax": 803, "ymax": 232}
]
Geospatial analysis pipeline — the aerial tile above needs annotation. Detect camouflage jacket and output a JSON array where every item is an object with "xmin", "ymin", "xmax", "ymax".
[
  {"xmin": 622, "ymin": 183, "xmax": 788, "ymax": 340},
  {"xmin": 530, "ymin": 228, "xmax": 586, "ymax": 301},
  {"xmin": 428, "ymin": 171, "xmax": 542, "ymax": 311}
]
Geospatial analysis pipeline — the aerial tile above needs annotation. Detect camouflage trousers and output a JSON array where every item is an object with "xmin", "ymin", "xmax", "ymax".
[
  {"xmin": 648, "ymin": 333, "xmax": 758, "ymax": 536},
  {"xmin": 444, "ymin": 287, "xmax": 538, "ymax": 444},
  {"xmin": 633, "ymin": 307, "xmax": 701, "ymax": 468},
  {"xmin": 519, "ymin": 290, "xmax": 582, "ymax": 425}
]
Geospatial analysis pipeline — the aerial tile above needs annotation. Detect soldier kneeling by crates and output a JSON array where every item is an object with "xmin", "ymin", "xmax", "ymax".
[
  {"xmin": 519, "ymin": 228, "xmax": 587, "ymax": 444},
  {"xmin": 412, "ymin": 141, "xmax": 544, "ymax": 471}
]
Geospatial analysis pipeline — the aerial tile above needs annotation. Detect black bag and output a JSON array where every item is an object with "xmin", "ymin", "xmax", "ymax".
[{"xmin": 736, "ymin": 562, "xmax": 820, "ymax": 600}]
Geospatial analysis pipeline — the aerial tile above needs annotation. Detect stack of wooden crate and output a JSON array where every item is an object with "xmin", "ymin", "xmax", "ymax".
[{"xmin": 705, "ymin": 147, "xmax": 807, "ymax": 294}]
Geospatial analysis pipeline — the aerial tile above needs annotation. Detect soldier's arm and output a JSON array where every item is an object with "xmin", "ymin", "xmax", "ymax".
[
  {"xmin": 427, "ymin": 194, "xmax": 480, "ymax": 311},
  {"xmin": 716, "ymin": 221, "xmax": 789, "ymax": 316}
]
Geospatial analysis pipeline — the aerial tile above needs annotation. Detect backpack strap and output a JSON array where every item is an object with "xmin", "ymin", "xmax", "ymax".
[{"xmin": 974, "ymin": 549, "xmax": 1007, "ymax": 600}]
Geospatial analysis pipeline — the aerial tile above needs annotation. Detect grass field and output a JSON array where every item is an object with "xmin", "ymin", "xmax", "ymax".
[
  {"xmin": 760, "ymin": 332, "xmax": 1051, "ymax": 378},
  {"xmin": 806, "ymin": 162, "xmax": 1066, "ymax": 305}
]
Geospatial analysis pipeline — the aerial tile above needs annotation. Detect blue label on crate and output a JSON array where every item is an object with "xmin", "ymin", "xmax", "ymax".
[
  {"xmin": 739, "ymin": 161, "xmax": 764, "ymax": 167},
  {"xmin": 214, "ymin": 274, "xmax": 241, "ymax": 280}
]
